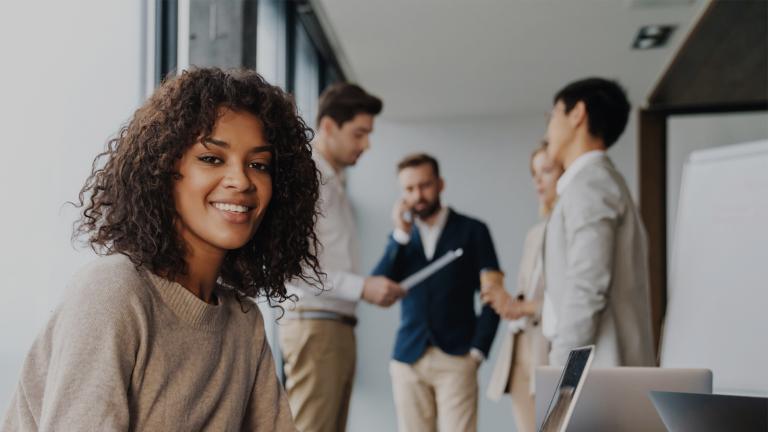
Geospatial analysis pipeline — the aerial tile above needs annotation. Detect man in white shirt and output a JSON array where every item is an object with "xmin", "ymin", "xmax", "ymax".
[
  {"xmin": 542, "ymin": 77, "xmax": 655, "ymax": 367},
  {"xmin": 279, "ymin": 83, "xmax": 405, "ymax": 432}
]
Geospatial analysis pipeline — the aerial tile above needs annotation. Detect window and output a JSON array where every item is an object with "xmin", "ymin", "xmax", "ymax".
[
  {"xmin": 150, "ymin": 0, "xmax": 344, "ymax": 94},
  {"xmin": 188, "ymin": 0, "xmax": 257, "ymax": 69},
  {"xmin": 255, "ymin": 0, "xmax": 287, "ymax": 88},
  {"xmin": 292, "ymin": 19, "xmax": 320, "ymax": 128}
]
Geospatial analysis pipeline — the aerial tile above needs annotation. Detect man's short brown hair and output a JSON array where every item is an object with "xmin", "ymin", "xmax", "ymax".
[
  {"xmin": 397, "ymin": 153, "xmax": 440, "ymax": 178},
  {"xmin": 316, "ymin": 82, "xmax": 382, "ymax": 127}
]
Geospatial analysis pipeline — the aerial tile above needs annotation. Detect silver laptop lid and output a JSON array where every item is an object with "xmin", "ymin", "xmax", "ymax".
[
  {"xmin": 538, "ymin": 345, "xmax": 595, "ymax": 432},
  {"xmin": 535, "ymin": 367, "xmax": 713, "ymax": 432}
]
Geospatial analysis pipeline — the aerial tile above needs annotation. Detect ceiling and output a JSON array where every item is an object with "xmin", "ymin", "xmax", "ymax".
[{"xmin": 313, "ymin": 0, "xmax": 711, "ymax": 121}]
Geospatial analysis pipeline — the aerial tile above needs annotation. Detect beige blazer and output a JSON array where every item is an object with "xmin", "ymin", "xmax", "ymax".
[
  {"xmin": 487, "ymin": 222, "xmax": 550, "ymax": 401},
  {"xmin": 544, "ymin": 155, "xmax": 655, "ymax": 367}
]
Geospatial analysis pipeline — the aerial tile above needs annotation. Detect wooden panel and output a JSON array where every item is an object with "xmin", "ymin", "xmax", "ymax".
[
  {"xmin": 650, "ymin": 0, "xmax": 768, "ymax": 110},
  {"xmin": 638, "ymin": 109, "xmax": 668, "ymax": 363}
]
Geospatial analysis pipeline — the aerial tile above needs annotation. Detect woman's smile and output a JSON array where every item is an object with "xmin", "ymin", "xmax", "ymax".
[{"xmin": 210, "ymin": 200, "xmax": 257, "ymax": 224}]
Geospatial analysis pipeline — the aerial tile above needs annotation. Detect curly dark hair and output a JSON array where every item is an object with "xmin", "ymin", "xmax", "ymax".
[{"xmin": 74, "ymin": 67, "xmax": 322, "ymax": 305}]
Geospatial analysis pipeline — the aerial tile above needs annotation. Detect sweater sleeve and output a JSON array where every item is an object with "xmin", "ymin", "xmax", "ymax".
[
  {"xmin": 2, "ymin": 271, "xmax": 145, "ymax": 432},
  {"xmin": 241, "ymin": 314, "xmax": 297, "ymax": 432}
]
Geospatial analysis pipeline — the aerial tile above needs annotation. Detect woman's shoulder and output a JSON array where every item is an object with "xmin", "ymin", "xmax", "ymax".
[
  {"xmin": 40, "ymin": 255, "xmax": 155, "ymax": 353},
  {"xmin": 66, "ymin": 254, "xmax": 153, "ymax": 310}
]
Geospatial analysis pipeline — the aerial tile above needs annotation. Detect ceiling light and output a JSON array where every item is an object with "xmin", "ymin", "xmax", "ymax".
[{"xmin": 632, "ymin": 24, "xmax": 676, "ymax": 49}]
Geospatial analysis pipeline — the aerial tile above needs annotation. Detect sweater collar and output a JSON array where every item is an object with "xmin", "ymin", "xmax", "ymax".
[{"xmin": 144, "ymin": 271, "xmax": 229, "ymax": 332}]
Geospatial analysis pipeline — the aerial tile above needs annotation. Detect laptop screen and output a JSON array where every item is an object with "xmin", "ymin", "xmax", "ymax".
[{"xmin": 538, "ymin": 346, "xmax": 595, "ymax": 432}]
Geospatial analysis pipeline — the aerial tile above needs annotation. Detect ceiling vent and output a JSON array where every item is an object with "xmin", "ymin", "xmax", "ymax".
[{"xmin": 633, "ymin": 25, "xmax": 677, "ymax": 49}]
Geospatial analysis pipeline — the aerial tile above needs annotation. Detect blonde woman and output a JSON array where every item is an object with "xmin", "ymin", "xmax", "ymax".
[{"xmin": 482, "ymin": 142, "xmax": 563, "ymax": 432}]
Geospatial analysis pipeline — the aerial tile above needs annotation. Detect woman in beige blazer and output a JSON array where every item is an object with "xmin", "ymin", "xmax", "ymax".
[{"xmin": 481, "ymin": 143, "xmax": 562, "ymax": 432}]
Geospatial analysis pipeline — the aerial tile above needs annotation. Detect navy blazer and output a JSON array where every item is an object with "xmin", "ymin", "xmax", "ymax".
[{"xmin": 372, "ymin": 209, "xmax": 501, "ymax": 364}]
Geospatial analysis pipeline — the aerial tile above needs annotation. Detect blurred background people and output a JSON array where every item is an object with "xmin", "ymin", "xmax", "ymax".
[{"xmin": 482, "ymin": 142, "xmax": 563, "ymax": 432}]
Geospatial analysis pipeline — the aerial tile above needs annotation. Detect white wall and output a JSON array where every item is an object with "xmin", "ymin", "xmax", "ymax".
[
  {"xmin": 0, "ymin": 1, "xmax": 143, "ymax": 409},
  {"xmin": 345, "ymin": 112, "xmax": 639, "ymax": 431}
]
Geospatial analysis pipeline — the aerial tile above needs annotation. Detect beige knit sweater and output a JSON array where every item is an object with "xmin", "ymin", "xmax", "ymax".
[{"xmin": 1, "ymin": 254, "xmax": 296, "ymax": 431}]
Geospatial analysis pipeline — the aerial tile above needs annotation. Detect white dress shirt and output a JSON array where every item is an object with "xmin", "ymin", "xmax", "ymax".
[
  {"xmin": 393, "ymin": 206, "xmax": 449, "ymax": 260},
  {"xmin": 285, "ymin": 149, "xmax": 364, "ymax": 317},
  {"xmin": 542, "ymin": 149, "xmax": 606, "ymax": 340}
]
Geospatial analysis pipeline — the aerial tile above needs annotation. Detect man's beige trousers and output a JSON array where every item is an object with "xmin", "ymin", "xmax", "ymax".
[
  {"xmin": 389, "ymin": 347, "xmax": 479, "ymax": 432},
  {"xmin": 279, "ymin": 319, "xmax": 356, "ymax": 432}
]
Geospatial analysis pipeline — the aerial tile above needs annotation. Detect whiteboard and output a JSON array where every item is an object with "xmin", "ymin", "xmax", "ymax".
[{"xmin": 661, "ymin": 140, "xmax": 768, "ymax": 395}]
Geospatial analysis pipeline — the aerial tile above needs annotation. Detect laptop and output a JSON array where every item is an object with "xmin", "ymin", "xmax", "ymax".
[
  {"xmin": 650, "ymin": 391, "xmax": 768, "ymax": 432},
  {"xmin": 535, "ymin": 367, "xmax": 712, "ymax": 432},
  {"xmin": 537, "ymin": 345, "xmax": 595, "ymax": 432}
]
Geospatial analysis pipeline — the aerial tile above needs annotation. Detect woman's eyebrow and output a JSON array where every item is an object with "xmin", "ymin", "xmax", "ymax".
[
  {"xmin": 250, "ymin": 145, "xmax": 274, "ymax": 154},
  {"xmin": 202, "ymin": 138, "xmax": 273, "ymax": 154},
  {"xmin": 203, "ymin": 137, "xmax": 230, "ymax": 148}
]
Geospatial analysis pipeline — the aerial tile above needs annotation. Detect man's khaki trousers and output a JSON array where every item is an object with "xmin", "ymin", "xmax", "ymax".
[
  {"xmin": 389, "ymin": 347, "xmax": 479, "ymax": 432},
  {"xmin": 279, "ymin": 319, "xmax": 356, "ymax": 432}
]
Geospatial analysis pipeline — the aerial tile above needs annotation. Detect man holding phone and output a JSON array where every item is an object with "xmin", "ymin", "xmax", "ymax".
[{"xmin": 372, "ymin": 153, "xmax": 501, "ymax": 432}]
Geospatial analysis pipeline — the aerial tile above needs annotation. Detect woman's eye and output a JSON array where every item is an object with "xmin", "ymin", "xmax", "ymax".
[
  {"xmin": 250, "ymin": 161, "xmax": 272, "ymax": 173},
  {"xmin": 198, "ymin": 155, "xmax": 223, "ymax": 165}
]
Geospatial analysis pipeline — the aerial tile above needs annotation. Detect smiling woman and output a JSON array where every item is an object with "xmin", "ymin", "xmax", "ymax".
[
  {"xmin": 76, "ymin": 68, "xmax": 322, "ymax": 304},
  {"xmin": 1, "ymin": 68, "xmax": 320, "ymax": 431}
]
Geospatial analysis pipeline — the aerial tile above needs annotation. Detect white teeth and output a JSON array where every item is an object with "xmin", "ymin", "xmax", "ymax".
[{"xmin": 213, "ymin": 203, "xmax": 250, "ymax": 213}]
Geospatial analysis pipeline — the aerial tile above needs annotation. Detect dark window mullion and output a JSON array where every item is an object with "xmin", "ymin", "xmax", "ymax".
[
  {"xmin": 285, "ymin": 0, "xmax": 297, "ymax": 94},
  {"xmin": 156, "ymin": 0, "xmax": 178, "ymax": 86}
]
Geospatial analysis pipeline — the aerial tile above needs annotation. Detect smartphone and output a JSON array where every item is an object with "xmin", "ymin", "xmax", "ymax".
[{"xmin": 402, "ymin": 210, "xmax": 413, "ymax": 224}]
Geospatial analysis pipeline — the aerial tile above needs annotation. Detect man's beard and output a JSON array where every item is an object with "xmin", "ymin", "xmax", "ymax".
[{"xmin": 413, "ymin": 198, "xmax": 441, "ymax": 219}]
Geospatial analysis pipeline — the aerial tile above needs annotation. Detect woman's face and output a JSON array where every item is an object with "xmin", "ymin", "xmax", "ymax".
[
  {"xmin": 531, "ymin": 150, "xmax": 563, "ymax": 210},
  {"xmin": 173, "ymin": 108, "xmax": 273, "ymax": 256}
]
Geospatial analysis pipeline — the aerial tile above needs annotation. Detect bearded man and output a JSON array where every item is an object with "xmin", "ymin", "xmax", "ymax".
[{"xmin": 372, "ymin": 153, "xmax": 501, "ymax": 432}]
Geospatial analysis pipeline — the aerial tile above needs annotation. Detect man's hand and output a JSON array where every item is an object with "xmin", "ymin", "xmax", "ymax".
[
  {"xmin": 362, "ymin": 276, "xmax": 406, "ymax": 307},
  {"xmin": 469, "ymin": 348, "xmax": 485, "ymax": 369},
  {"xmin": 391, "ymin": 199, "xmax": 413, "ymax": 233}
]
